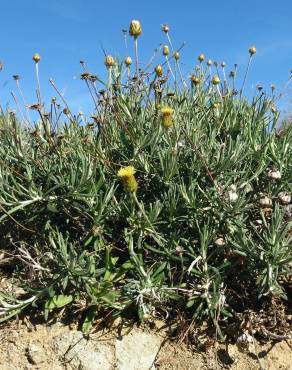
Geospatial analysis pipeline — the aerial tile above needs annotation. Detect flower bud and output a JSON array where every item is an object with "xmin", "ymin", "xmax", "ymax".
[
  {"xmin": 198, "ymin": 53, "xmax": 205, "ymax": 62},
  {"xmin": 129, "ymin": 20, "xmax": 142, "ymax": 37},
  {"xmin": 249, "ymin": 46, "xmax": 257, "ymax": 55},
  {"xmin": 207, "ymin": 59, "xmax": 213, "ymax": 66},
  {"xmin": 163, "ymin": 45, "xmax": 169, "ymax": 56},
  {"xmin": 104, "ymin": 55, "xmax": 115, "ymax": 67},
  {"xmin": 124, "ymin": 56, "xmax": 132, "ymax": 66},
  {"xmin": 212, "ymin": 75, "xmax": 220, "ymax": 85},
  {"xmin": 63, "ymin": 107, "xmax": 70, "ymax": 115},
  {"xmin": 32, "ymin": 53, "xmax": 41, "ymax": 63},
  {"xmin": 190, "ymin": 75, "xmax": 200, "ymax": 85},
  {"xmin": 154, "ymin": 64, "xmax": 163, "ymax": 76},
  {"xmin": 161, "ymin": 24, "xmax": 169, "ymax": 33},
  {"xmin": 173, "ymin": 51, "xmax": 180, "ymax": 60},
  {"xmin": 221, "ymin": 61, "xmax": 226, "ymax": 68}
]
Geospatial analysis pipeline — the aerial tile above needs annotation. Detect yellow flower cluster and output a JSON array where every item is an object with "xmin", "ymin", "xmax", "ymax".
[
  {"xmin": 117, "ymin": 166, "xmax": 138, "ymax": 192},
  {"xmin": 161, "ymin": 107, "xmax": 174, "ymax": 128}
]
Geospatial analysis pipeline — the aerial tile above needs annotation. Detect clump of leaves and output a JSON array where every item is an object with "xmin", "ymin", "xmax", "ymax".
[{"xmin": 0, "ymin": 21, "xmax": 291, "ymax": 339}]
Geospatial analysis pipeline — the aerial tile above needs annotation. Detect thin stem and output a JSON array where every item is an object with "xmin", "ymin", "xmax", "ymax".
[
  {"xmin": 240, "ymin": 55, "xmax": 253, "ymax": 97},
  {"xmin": 35, "ymin": 63, "xmax": 42, "ymax": 107},
  {"xmin": 134, "ymin": 36, "xmax": 139, "ymax": 78},
  {"xmin": 166, "ymin": 56, "xmax": 175, "ymax": 82}
]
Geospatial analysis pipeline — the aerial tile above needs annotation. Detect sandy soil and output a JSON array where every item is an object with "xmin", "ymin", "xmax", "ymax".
[{"xmin": 0, "ymin": 319, "xmax": 291, "ymax": 370}]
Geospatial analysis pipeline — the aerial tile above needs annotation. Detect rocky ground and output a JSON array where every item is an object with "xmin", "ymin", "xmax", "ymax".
[{"xmin": 0, "ymin": 319, "xmax": 291, "ymax": 370}]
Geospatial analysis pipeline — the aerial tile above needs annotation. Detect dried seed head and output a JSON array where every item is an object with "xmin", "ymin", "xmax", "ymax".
[
  {"xmin": 228, "ymin": 190, "xmax": 238, "ymax": 203},
  {"xmin": 259, "ymin": 196, "xmax": 272, "ymax": 208},
  {"xmin": 212, "ymin": 75, "xmax": 220, "ymax": 85},
  {"xmin": 124, "ymin": 56, "xmax": 132, "ymax": 66},
  {"xmin": 215, "ymin": 238, "xmax": 226, "ymax": 246},
  {"xmin": 278, "ymin": 192, "xmax": 291, "ymax": 205},
  {"xmin": 63, "ymin": 107, "xmax": 70, "ymax": 115},
  {"xmin": 267, "ymin": 169, "xmax": 281, "ymax": 180},
  {"xmin": 129, "ymin": 20, "xmax": 142, "ymax": 37},
  {"xmin": 161, "ymin": 24, "xmax": 169, "ymax": 33},
  {"xmin": 13, "ymin": 75, "xmax": 20, "ymax": 80},
  {"xmin": 154, "ymin": 64, "xmax": 163, "ymax": 76},
  {"xmin": 173, "ymin": 51, "xmax": 180, "ymax": 60},
  {"xmin": 104, "ymin": 55, "xmax": 115, "ymax": 67},
  {"xmin": 163, "ymin": 45, "xmax": 169, "ymax": 56},
  {"xmin": 249, "ymin": 46, "xmax": 257, "ymax": 55},
  {"xmin": 198, "ymin": 53, "xmax": 205, "ymax": 62},
  {"xmin": 32, "ymin": 53, "xmax": 41, "ymax": 63}
]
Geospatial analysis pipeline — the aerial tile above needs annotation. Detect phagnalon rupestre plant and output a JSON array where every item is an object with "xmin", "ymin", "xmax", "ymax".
[{"xmin": 0, "ymin": 20, "xmax": 291, "ymax": 338}]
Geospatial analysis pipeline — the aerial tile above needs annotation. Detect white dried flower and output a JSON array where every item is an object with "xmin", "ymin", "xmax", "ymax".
[
  {"xmin": 278, "ymin": 192, "xmax": 291, "ymax": 205},
  {"xmin": 268, "ymin": 169, "xmax": 281, "ymax": 180},
  {"xmin": 236, "ymin": 333, "xmax": 254, "ymax": 353},
  {"xmin": 227, "ymin": 185, "xmax": 239, "ymax": 202},
  {"xmin": 259, "ymin": 196, "xmax": 272, "ymax": 208},
  {"xmin": 215, "ymin": 238, "xmax": 226, "ymax": 246}
]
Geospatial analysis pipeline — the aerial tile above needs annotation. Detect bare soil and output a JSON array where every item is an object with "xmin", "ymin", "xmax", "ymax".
[{"xmin": 0, "ymin": 319, "xmax": 291, "ymax": 370}]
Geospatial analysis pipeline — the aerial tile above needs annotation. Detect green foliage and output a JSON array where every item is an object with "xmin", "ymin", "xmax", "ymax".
[{"xmin": 0, "ymin": 30, "xmax": 291, "ymax": 336}]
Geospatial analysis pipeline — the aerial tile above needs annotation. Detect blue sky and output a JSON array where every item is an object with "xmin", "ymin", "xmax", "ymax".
[{"xmin": 0, "ymin": 0, "xmax": 291, "ymax": 116}]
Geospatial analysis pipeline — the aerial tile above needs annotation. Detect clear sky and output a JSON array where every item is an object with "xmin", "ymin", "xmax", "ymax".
[{"xmin": 0, "ymin": 0, "xmax": 291, "ymax": 116}]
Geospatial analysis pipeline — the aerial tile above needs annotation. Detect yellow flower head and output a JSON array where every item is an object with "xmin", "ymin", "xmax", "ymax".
[
  {"xmin": 161, "ymin": 107, "xmax": 174, "ymax": 129},
  {"xmin": 32, "ymin": 53, "xmax": 41, "ymax": 63},
  {"xmin": 129, "ymin": 20, "xmax": 142, "ymax": 37},
  {"xmin": 249, "ymin": 46, "xmax": 257, "ymax": 55},
  {"xmin": 212, "ymin": 75, "xmax": 220, "ymax": 85},
  {"xmin": 117, "ymin": 166, "xmax": 138, "ymax": 192},
  {"xmin": 117, "ymin": 166, "xmax": 136, "ymax": 178},
  {"xmin": 163, "ymin": 45, "xmax": 169, "ymax": 56}
]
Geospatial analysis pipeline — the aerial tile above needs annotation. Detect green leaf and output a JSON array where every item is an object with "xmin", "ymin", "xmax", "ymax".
[
  {"xmin": 45, "ymin": 295, "xmax": 73, "ymax": 310},
  {"xmin": 82, "ymin": 306, "xmax": 97, "ymax": 333}
]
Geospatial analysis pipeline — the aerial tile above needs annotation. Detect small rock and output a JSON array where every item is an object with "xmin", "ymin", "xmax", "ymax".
[
  {"xmin": 52, "ymin": 330, "xmax": 114, "ymax": 370},
  {"xmin": 115, "ymin": 330, "xmax": 163, "ymax": 370}
]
